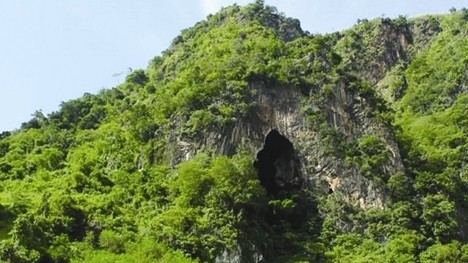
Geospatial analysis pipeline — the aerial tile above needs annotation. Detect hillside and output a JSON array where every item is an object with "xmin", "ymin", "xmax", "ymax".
[{"xmin": 0, "ymin": 1, "xmax": 467, "ymax": 262}]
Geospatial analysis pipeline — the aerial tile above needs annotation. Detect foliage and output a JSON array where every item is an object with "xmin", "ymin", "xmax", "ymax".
[{"xmin": 0, "ymin": 3, "xmax": 467, "ymax": 262}]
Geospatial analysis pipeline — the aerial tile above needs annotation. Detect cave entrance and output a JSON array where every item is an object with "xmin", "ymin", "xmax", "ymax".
[{"xmin": 254, "ymin": 129, "xmax": 302, "ymax": 196}]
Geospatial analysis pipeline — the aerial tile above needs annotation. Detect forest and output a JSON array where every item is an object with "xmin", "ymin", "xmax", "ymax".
[{"xmin": 0, "ymin": 1, "xmax": 467, "ymax": 262}]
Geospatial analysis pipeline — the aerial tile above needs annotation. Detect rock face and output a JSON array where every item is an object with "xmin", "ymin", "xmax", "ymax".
[
  {"xmin": 170, "ymin": 80, "xmax": 405, "ymax": 210},
  {"xmin": 338, "ymin": 18, "xmax": 412, "ymax": 86},
  {"xmin": 317, "ymin": 81, "xmax": 405, "ymax": 209},
  {"xmin": 215, "ymin": 245, "xmax": 263, "ymax": 263}
]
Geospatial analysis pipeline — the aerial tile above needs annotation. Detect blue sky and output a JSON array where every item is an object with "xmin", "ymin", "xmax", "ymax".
[{"xmin": 1, "ymin": 0, "xmax": 466, "ymax": 132}]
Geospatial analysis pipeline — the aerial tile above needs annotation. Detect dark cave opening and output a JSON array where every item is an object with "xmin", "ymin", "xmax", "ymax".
[
  {"xmin": 252, "ymin": 129, "xmax": 323, "ymax": 257},
  {"xmin": 254, "ymin": 129, "xmax": 301, "ymax": 196}
]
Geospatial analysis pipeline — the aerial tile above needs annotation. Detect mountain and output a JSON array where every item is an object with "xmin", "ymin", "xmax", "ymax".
[{"xmin": 1, "ymin": 1, "xmax": 467, "ymax": 262}]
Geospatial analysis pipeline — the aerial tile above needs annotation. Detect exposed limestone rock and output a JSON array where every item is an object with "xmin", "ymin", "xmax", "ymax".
[
  {"xmin": 167, "ymin": 80, "xmax": 404, "ymax": 211},
  {"xmin": 215, "ymin": 245, "xmax": 263, "ymax": 263}
]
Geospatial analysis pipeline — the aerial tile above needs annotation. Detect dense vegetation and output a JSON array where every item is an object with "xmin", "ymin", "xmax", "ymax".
[{"xmin": 1, "ymin": 1, "xmax": 467, "ymax": 262}]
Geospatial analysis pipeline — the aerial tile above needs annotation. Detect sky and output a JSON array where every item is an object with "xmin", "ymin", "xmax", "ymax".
[{"xmin": 0, "ymin": 0, "xmax": 466, "ymax": 132}]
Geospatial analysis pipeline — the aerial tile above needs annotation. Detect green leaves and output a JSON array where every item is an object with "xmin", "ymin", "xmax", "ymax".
[
  {"xmin": 419, "ymin": 241, "xmax": 467, "ymax": 263},
  {"xmin": 401, "ymin": 11, "xmax": 467, "ymax": 114},
  {"xmin": 421, "ymin": 194, "xmax": 458, "ymax": 241},
  {"xmin": 153, "ymin": 153, "xmax": 265, "ymax": 261},
  {"xmin": 0, "ymin": 4, "xmax": 466, "ymax": 263}
]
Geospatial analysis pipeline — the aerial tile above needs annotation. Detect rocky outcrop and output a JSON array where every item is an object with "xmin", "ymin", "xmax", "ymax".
[
  {"xmin": 338, "ymin": 18, "xmax": 412, "ymax": 86},
  {"xmin": 168, "ymin": 79, "xmax": 404, "ymax": 210},
  {"xmin": 215, "ymin": 245, "xmax": 263, "ymax": 263}
]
